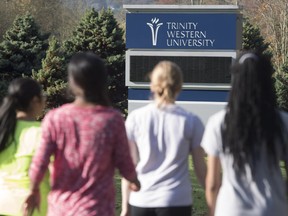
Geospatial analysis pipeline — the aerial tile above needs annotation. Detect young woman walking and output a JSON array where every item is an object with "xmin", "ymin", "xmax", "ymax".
[
  {"xmin": 121, "ymin": 61, "xmax": 207, "ymax": 216},
  {"xmin": 0, "ymin": 78, "xmax": 48, "ymax": 216},
  {"xmin": 202, "ymin": 52, "xmax": 288, "ymax": 216},
  {"xmin": 24, "ymin": 52, "xmax": 140, "ymax": 216}
]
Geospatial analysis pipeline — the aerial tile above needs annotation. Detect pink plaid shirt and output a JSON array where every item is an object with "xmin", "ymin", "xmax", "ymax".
[{"xmin": 30, "ymin": 104, "xmax": 137, "ymax": 216}]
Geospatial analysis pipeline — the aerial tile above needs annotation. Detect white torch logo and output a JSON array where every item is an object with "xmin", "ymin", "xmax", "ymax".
[{"xmin": 147, "ymin": 18, "xmax": 163, "ymax": 46}]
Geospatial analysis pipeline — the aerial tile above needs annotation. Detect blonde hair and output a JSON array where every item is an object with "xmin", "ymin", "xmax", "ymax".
[{"xmin": 150, "ymin": 61, "xmax": 183, "ymax": 106}]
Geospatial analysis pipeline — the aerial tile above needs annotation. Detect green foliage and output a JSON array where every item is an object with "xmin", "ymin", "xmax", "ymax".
[
  {"xmin": 64, "ymin": 8, "xmax": 127, "ymax": 112},
  {"xmin": 0, "ymin": 13, "xmax": 48, "ymax": 79},
  {"xmin": 0, "ymin": 52, "xmax": 8, "ymax": 102},
  {"xmin": 64, "ymin": 8, "xmax": 125, "ymax": 58},
  {"xmin": 32, "ymin": 37, "xmax": 68, "ymax": 111},
  {"xmin": 242, "ymin": 19, "xmax": 271, "ymax": 57},
  {"xmin": 275, "ymin": 59, "xmax": 288, "ymax": 112}
]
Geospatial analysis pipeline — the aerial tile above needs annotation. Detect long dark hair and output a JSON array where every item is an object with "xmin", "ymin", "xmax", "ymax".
[
  {"xmin": 0, "ymin": 78, "xmax": 42, "ymax": 152},
  {"xmin": 222, "ymin": 51, "xmax": 284, "ymax": 174},
  {"xmin": 68, "ymin": 52, "xmax": 110, "ymax": 106}
]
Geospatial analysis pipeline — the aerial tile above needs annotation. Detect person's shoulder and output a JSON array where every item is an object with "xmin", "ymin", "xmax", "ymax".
[
  {"xmin": 17, "ymin": 120, "xmax": 41, "ymax": 127},
  {"xmin": 127, "ymin": 103, "xmax": 155, "ymax": 119},
  {"xmin": 136, "ymin": 103, "xmax": 155, "ymax": 112},
  {"xmin": 104, "ymin": 107, "xmax": 124, "ymax": 119},
  {"xmin": 177, "ymin": 106, "xmax": 197, "ymax": 117},
  {"xmin": 209, "ymin": 110, "xmax": 226, "ymax": 121},
  {"xmin": 16, "ymin": 121, "xmax": 41, "ymax": 136},
  {"xmin": 206, "ymin": 110, "xmax": 226, "ymax": 128},
  {"xmin": 43, "ymin": 104, "xmax": 72, "ymax": 121},
  {"xmin": 172, "ymin": 105, "xmax": 202, "ymax": 123}
]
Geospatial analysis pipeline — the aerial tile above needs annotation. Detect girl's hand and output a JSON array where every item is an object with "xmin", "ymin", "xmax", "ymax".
[
  {"xmin": 23, "ymin": 189, "xmax": 40, "ymax": 216},
  {"xmin": 129, "ymin": 178, "xmax": 141, "ymax": 191}
]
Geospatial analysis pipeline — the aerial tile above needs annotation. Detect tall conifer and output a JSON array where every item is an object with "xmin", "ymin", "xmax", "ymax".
[
  {"xmin": 64, "ymin": 8, "xmax": 126, "ymax": 111},
  {"xmin": 32, "ymin": 37, "xmax": 68, "ymax": 111},
  {"xmin": 0, "ymin": 13, "xmax": 48, "ymax": 79},
  {"xmin": 242, "ymin": 19, "xmax": 271, "ymax": 57},
  {"xmin": 275, "ymin": 59, "xmax": 288, "ymax": 111}
]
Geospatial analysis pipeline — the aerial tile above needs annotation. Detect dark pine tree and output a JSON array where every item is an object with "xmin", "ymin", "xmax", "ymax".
[
  {"xmin": 275, "ymin": 58, "xmax": 288, "ymax": 112},
  {"xmin": 0, "ymin": 52, "xmax": 8, "ymax": 102},
  {"xmin": 242, "ymin": 19, "xmax": 271, "ymax": 58},
  {"xmin": 0, "ymin": 13, "xmax": 48, "ymax": 80},
  {"xmin": 32, "ymin": 37, "xmax": 68, "ymax": 112},
  {"xmin": 64, "ymin": 8, "xmax": 127, "ymax": 112}
]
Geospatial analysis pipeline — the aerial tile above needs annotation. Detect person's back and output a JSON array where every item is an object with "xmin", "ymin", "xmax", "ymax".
[
  {"xmin": 202, "ymin": 110, "xmax": 288, "ymax": 216},
  {"xmin": 0, "ymin": 121, "xmax": 49, "ymax": 216},
  {"xmin": 30, "ymin": 103, "xmax": 135, "ymax": 215},
  {"xmin": 0, "ymin": 78, "xmax": 48, "ymax": 216},
  {"xmin": 25, "ymin": 52, "xmax": 140, "ymax": 216},
  {"xmin": 202, "ymin": 52, "xmax": 288, "ymax": 216},
  {"xmin": 126, "ymin": 103, "xmax": 203, "ymax": 207},
  {"xmin": 122, "ymin": 61, "xmax": 206, "ymax": 216}
]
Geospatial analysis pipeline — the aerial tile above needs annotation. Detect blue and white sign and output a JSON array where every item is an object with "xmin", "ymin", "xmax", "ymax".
[{"xmin": 126, "ymin": 13, "xmax": 240, "ymax": 49}]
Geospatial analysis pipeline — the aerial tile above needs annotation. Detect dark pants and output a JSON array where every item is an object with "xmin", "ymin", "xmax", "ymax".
[{"xmin": 130, "ymin": 205, "xmax": 192, "ymax": 216}]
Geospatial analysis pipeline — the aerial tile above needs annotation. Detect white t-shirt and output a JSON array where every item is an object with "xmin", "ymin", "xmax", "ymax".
[
  {"xmin": 201, "ymin": 110, "xmax": 288, "ymax": 216},
  {"xmin": 126, "ymin": 103, "xmax": 204, "ymax": 207}
]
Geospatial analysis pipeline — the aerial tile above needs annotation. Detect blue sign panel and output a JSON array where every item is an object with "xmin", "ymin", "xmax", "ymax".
[
  {"xmin": 126, "ymin": 13, "xmax": 239, "ymax": 49},
  {"xmin": 128, "ymin": 89, "xmax": 229, "ymax": 102}
]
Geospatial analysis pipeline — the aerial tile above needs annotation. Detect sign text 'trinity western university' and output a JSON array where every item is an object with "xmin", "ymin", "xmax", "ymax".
[{"xmin": 126, "ymin": 13, "xmax": 241, "ymax": 50}]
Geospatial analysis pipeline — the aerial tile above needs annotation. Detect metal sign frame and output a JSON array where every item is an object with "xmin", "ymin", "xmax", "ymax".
[{"xmin": 125, "ymin": 50, "xmax": 237, "ymax": 90}]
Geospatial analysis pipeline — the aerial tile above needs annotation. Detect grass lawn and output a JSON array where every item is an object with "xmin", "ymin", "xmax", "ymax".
[{"xmin": 114, "ymin": 156, "xmax": 207, "ymax": 216}]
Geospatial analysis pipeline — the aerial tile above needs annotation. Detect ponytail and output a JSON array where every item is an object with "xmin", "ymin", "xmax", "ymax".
[
  {"xmin": 154, "ymin": 81, "xmax": 176, "ymax": 106},
  {"xmin": 150, "ymin": 61, "xmax": 183, "ymax": 107},
  {"xmin": 0, "ymin": 96, "xmax": 17, "ymax": 152}
]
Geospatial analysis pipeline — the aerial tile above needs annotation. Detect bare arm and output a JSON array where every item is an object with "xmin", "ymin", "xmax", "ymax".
[
  {"xmin": 205, "ymin": 155, "xmax": 221, "ymax": 216},
  {"xmin": 191, "ymin": 146, "xmax": 207, "ymax": 188},
  {"xmin": 121, "ymin": 178, "xmax": 131, "ymax": 216},
  {"xmin": 121, "ymin": 141, "xmax": 139, "ymax": 216}
]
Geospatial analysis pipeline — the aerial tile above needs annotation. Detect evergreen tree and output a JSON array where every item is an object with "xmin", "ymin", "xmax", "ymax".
[
  {"xmin": 0, "ymin": 53, "xmax": 8, "ymax": 102},
  {"xmin": 242, "ymin": 19, "xmax": 271, "ymax": 57},
  {"xmin": 64, "ymin": 8, "xmax": 126, "ymax": 111},
  {"xmin": 0, "ymin": 13, "xmax": 48, "ymax": 79},
  {"xmin": 32, "ymin": 37, "xmax": 68, "ymax": 111},
  {"xmin": 275, "ymin": 58, "xmax": 288, "ymax": 112}
]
